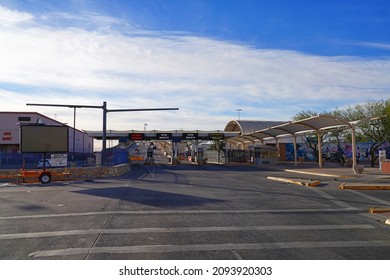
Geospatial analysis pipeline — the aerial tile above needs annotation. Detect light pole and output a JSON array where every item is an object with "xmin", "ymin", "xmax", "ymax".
[
  {"xmin": 236, "ymin": 108, "xmax": 242, "ymax": 120},
  {"xmin": 144, "ymin": 123, "xmax": 148, "ymax": 131}
]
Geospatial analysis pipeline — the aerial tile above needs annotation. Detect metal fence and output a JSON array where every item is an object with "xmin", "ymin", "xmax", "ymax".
[{"xmin": 0, "ymin": 152, "xmax": 95, "ymax": 169}]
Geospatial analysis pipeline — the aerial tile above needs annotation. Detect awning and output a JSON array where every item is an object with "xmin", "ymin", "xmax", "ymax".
[{"xmin": 226, "ymin": 115, "xmax": 378, "ymax": 173}]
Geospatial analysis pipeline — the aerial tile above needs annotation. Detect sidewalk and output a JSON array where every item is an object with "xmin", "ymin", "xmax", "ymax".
[{"xmin": 275, "ymin": 161, "xmax": 388, "ymax": 180}]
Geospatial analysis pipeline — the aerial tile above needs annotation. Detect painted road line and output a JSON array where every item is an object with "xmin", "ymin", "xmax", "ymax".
[
  {"xmin": 29, "ymin": 240, "xmax": 390, "ymax": 257},
  {"xmin": 0, "ymin": 224, "xmax": 375, "ymax": 240},
  {"xmin": 0, "ymin": 208, "xmax": 362, "ymax": 220},
  {"xmin": 307, "ymin": 187, "xmax": 354, "ymax": 209},
  {"xmin": 284, "ymin": 169, "xmax": 353, "ymax": 178},
  {"xmin": 338, "ymin": 183, "xmax": 390, "ymax": 190},
  {"xmin": 347, "ymin": 190, "xmax": 390, "ymax": 206},
  {"xmin": 267, "ymin": 176, "xmax": 321, "ymax": 187}
]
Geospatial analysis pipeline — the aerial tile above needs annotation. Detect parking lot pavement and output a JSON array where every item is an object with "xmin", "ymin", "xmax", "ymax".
[
  {"xmin": 268, "ymin": 162, "xmax": 390, "ymax": 223},
  {"xmin": 0, "ymin": 164, "xmax": 390, "ymax": 260}
]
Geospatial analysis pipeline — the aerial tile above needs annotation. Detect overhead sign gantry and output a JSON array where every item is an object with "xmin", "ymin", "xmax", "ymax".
[
  {"xmin": 86, "ymin": 130, "xmax": 240, "ymax": 141},
  {"xmin": 26, "ymin": 101, "xmax": 178, "ymax": 166}
]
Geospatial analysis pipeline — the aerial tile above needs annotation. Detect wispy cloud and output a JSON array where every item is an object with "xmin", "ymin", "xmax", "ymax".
[
  {"xmin": 0, "ymin": 5, "xmax": 389, "ymax": 131},
  {"xmin": 338, "ymin": 40, "xmax": 390, "ymax": 50},
  {"xmin": 0, "ymin": 5, "xmax": 33, "ymax": 25}
]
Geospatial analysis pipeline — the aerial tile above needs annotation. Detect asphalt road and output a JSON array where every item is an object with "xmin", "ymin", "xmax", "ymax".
[{"xmin": 1, "ymin": 164, "xmax": 390, "ymax": 260}]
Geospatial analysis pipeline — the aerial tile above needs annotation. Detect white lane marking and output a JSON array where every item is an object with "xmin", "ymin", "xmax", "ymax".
[
  {"xmin": 348, "ymin": 189, "xmax": 390, "ymax": 206},
  {"xmin": 29, "ymin": 240, "xmax": 390, "ymax": 257},
  {"xmin": 0, "ymin": 208, "xmax": 361, "ymax": 220},
  {"xmin": 308, "ymin": 187, "xmax": 353, "ymax": 208},
  {"xmin": 0, "ymin": 224, "xmax": 375, "ymax": 240}
]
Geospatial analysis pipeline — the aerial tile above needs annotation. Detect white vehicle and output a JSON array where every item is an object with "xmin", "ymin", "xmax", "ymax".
[{"xmin": 37, "ymin": 159, "xmax": 51, "ymax": 168}]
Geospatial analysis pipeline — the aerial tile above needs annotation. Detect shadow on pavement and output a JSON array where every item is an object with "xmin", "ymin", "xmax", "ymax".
[{"xmin": 72, "ymin": 186, "xmax": 225, "ymax": 208}]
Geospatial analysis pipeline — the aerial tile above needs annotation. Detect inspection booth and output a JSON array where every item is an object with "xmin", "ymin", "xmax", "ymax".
[{"xmin": 253, "ymin": 145, "xmax": 279, "ymax": 166}]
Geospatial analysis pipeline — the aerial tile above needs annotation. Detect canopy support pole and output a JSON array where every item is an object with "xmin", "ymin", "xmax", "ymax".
[
  {"xmin": 317, "ymin": 131, "xmax": 323, "ymax": 168},
  {"xmin": 293, "ymin": 135, "xmax": 298, "ymax": 166},
  {"xmin": 351, "ymin": 126, "xmax": 357, "ymax": 173}
]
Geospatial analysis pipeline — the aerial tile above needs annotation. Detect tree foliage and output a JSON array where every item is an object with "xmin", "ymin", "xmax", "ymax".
[
  {"xmin": 292, "ymin": 99, "xmax": 390, "ymax": 166},
  {"xmin": 336, "ymin": 99, "xmax": 390, "ymax": 166}
]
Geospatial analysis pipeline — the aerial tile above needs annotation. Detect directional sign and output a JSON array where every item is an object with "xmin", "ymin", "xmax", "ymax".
[
  {"xmin": 208, "ymin": 133, "xmax": 224, "ymax": 140},
  {"xmin": 128, "ymin": 133, "xmax": 145, "ymax": 141},
  {"xmin": 183, "ymin": 133, "xmax": 198, "ymax": 140},
  {"xmin": 156, "ymin": 133, "xmax": 172, "ymax": 140}
]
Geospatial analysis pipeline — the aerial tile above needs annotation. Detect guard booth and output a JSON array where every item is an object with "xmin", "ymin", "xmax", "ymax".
[
  {"xmin": 195, "ymin": 147, "xmax": 205, "ymax": 165},
  {"xmin": 253, "ymin": 145, "xmax": 278, "ymax": 166}
]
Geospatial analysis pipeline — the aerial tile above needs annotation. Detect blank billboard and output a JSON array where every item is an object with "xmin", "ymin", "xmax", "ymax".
[{"xmin": 21, "ymin": 125, "xmax": 69, "ymax": 153}]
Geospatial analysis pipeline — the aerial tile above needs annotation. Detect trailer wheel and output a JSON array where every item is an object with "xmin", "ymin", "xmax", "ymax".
[{"xmin": 39, "ymin": 172, "xmax": 51, "ymax": 184}]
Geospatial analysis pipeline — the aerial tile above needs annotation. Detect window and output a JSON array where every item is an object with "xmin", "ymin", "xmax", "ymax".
[{"xmin": 18, "ymin": 117, "xmax": 31, "ymax": 122}]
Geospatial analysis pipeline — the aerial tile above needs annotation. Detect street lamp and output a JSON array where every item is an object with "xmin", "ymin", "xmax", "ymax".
[
  {"xmin": 236, "ymin": 109, "xmax": 242, "ymax": 120},
  {"xmin": 144, "ymin": 123, "xmax": 148, "ymax": 131}
]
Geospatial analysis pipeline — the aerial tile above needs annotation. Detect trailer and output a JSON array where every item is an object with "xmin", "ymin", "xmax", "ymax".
[
  {"xmin": 18, "ymin": 170, "xmax": 52, "ymax": 183},
  {"xmin": 13, "ymin": 169, "xmax": 71, "ymax": 184}
]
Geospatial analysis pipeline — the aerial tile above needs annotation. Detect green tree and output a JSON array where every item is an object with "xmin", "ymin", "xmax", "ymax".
[
  {"xmin": 335, "ymin": 99, "xmax": 390, "ymax": 166},
  {"xmin": 208, "ymin": 140, "xmax": 226, "ymax": 163},
  {"xmin": 292, "ymin": 100, "xmax": 390, "ymax": 166},
  {"xmin": 292, "ymin": 110, "xmax": 333, "ymax": 161}
]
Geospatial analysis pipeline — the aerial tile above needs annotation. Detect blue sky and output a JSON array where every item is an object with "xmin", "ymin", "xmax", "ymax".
[{"xmin": 0, "ymin": 0, "xmax": 389, "ymax": 131}]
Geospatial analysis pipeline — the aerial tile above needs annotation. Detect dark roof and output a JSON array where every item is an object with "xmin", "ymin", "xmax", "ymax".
[{"xmin": 224, "ymin": 120, "xmax": 286, "ymax": 135}]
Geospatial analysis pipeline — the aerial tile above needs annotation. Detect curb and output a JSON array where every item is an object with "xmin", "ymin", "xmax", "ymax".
[
  {"xmin": 284, "ymin": 169, "xmax": 353, "ymax": 179},
  {"xmin": 369, "ymin": 208, "xmax": 390, "ymax": 213},
  {"xmin": 339, "ymin": 183, "xmax": 390, "ymax": 190}
]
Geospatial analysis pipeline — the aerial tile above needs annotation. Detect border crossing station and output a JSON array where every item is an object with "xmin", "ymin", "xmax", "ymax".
[
  {"xmin": 85, "ymin": 130, "xmax": 240, "ymax": 165},
  {"xmin": 85, "ymin": 114, "xmax": 386, "ymax": 174},
  {"xmin": 1, "ymin": 105, "xmax": 388, "ymax": 181}
]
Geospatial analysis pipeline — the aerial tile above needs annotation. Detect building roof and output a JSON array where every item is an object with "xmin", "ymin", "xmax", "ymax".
[
  {"xmin": 0, "ymin": 111, "xmax": 89, "ymax": 135},
  {"xmin": 224, "ymin": 120, "xmax": 286, "ymax": 135},
  {"xmin": 226, "ymin": 115, "xmax": 355, "ymax": 145}
]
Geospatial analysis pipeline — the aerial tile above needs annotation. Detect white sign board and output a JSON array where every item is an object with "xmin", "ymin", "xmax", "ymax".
[
  {"xmin": 51, "ymin": 154, "xmax": 68, "ymax": 167},
  {"xmin": 379, "ymin": 150, "xmax": 386, "ymax": 162}
]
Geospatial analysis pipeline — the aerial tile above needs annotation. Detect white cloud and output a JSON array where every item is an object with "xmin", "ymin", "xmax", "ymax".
[
  {"xmin": 0, "ymin": 5, "xmax": 33, "ymax": 26},
  {"xmin": 0, "ymin": 6, "xmax": 389, "ymax": 133}
]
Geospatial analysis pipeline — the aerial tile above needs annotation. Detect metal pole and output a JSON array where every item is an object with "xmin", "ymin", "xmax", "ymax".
[
  {"xmin": 236, "ymin": 109, "xmax": 242, "ymax": 120},
  {"xmin": 351, "ymin": 126, "xmax": 357, "ymax": 173},
  {"xmin": 73, "ymin": 107, "xmax": 76, "ymax": 162},
  {"xmin": 317, "ymin": 131, "xmax": 323, "ymax": 168},
  {"xmin": 293, "ymin": 135, "xmax": 298, "ymax": 166},
  {"xmin": 102, "ymin": 101, "xmax": 107, "ymax": 167}
]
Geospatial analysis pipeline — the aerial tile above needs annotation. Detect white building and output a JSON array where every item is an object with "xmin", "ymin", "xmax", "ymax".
[{"xmin": 0, "ymin": 112, "xmax": 93, "ymax": 154}]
